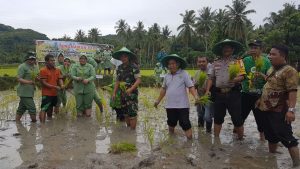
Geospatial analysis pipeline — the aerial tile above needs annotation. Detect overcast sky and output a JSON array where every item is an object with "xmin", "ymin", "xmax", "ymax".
[{"xmin": 0, "ymin": 0, "xmax": 296, "ymax": 39}]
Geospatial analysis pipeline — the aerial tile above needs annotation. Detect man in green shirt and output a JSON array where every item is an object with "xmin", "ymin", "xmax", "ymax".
[
  {"xmin": 241, "ymin": 40, "xmax": 271, "ymax": 141},
  {"xmin": 16, "ymin": 52, "xmax": 39, "ymax": 122}
]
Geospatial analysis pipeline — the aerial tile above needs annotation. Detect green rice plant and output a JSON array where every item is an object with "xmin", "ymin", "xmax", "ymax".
[
  {"xmin": 196, "ymin": 71, "xmax": 207, "ymax": 87},
  {"xmin": 95, "ymin": 104, "xmax": 102, "ymax": 124},
  {"xmin": 119, "ymin": 81, "xmax": 126, "ymax": 91},
  {"xmin": 63, "ymin": 77, "xmax": 72, "ymax": 87},
  {"xmin": 255, "ymin": 57, "xmax": 264, "ymax": 72},
  {"xmin": 110, "ymin": 142, "xmax": 137, "ymax": 154},
  {"xmin": 65, "ymin": 95, "xmax": 76, "ymax": 119},
  {"xmin": 229, "ymin": 63, "xmax": 240, "ymax": 80},
  {"xmin": 146, "ymin": 126, "xmax": 155, "ymax": 149},
  {"xmin": 195, "ymin": 95, "xmax": 212, "ymax": 106}
]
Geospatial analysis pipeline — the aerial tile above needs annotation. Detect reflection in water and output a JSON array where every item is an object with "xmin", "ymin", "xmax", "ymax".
[{"xmin": 16, "ymin": 123, "xmax": 38, "ymax": 165}]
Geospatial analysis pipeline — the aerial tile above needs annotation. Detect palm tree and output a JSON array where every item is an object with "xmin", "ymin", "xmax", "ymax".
[
  {"xmin": 162, "ymin": 25, "xmax": 172, "ymax": 39},
  {"xmin": 133, "ymin": 21, "xmax": 146, "ymax": 59},
  {"xmin": 225, "ymin": 0, "xmax": 256, "ymax": 44},
  {"xmin": 213, "ymin": 9, "xmax": 228, "ymax": 43},
  {"xmin": 177, "ymin": 10, "xmax": 196, "ymax": 48},
  {"xmin": 195, "ymin": 7, "xmax": 216, "ymax": 52},
  {"xmin": 75, "ymin": 29, "xmax": 86, "ymax": 42},
  {"xmin": 88, "ymin": 28, "xmax": 101, "ymax": 43},
  {"xmin": 115, "ymin": 19, "xmax": 129, "ymax": 45}
]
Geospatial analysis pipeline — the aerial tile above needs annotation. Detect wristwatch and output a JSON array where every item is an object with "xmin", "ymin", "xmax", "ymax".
[{"xmin": 288, "ymin": 107, "xmax": 296, "ymax": 113}]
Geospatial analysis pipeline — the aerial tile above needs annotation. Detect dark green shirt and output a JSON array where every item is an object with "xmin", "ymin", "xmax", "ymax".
[
  {"xmin": 242, "ymin": 55, "xmax": 271, "ymax": 93},
  {"xmin": 16, "ymin": 63, "xmax": 39, "ymax": 97}
]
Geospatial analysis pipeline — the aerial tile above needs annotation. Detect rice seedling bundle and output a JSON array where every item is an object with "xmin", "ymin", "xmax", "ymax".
[
  {"xmin": 110, "ymin": 142, "xmax": 137, "ymax": 154},
  {"xmin": 255, "ymin": 57, "xmax": 264, "ymax": 72},
  {"xmin": 195, "ymin": 95, "xmax": 212, "ymax": 106},
  {"xmin": 196, "ymin": 71, "xmax": 207, "ymax": 87},
  {"xmin": 229, "ymin": 63, "xmax": 240, "ymax": 80}
]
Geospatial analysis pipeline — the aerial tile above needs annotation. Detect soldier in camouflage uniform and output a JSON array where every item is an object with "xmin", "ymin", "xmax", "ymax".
[{"xmin": 112, "ymin": 47, "xmax": 141, "ymax": 130}]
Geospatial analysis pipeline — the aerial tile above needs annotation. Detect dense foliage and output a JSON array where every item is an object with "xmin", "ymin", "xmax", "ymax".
[{"xmin": 0, "ymin": 1, "xmax": 299, "ymax": 70}]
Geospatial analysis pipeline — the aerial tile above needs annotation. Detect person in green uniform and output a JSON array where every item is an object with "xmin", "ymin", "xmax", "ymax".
[
  {"xmin": 71, "ymin": 55, "xmax": 96, "ymax": 117},
  {"xmin": 56, "ymin": 57, "xmax": 72, "ymax": 109},
  {"xmin": 94, "ymin": 49, "xmax": 103, "ymax": 75},
  {"xmin": 154, "ymin": 62, "xmax": 163, "ymax": 86},
  {"xmin": 112, "ymin": 47, "xmax": 141, "ymax": 130},
  {"xmin": 103, "ymin": 47, "xmax": 113, "ymax": 76},
  {"xmin": 56, "ymin": 53, "xmax": 64, "ymax": 67},
  {"xmin": 16, "ymin": 52, "xmax": 39, "ymax": 122},
  {"xmin": 86, "ymin": 56, "xmax": 104, "ymax": 112},
  {"xmin": 241, "ymin": 40, "xmax": 271, "ymax": 141}
]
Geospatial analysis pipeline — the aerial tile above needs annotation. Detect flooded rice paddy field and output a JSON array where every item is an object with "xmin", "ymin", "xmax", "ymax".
[{"xmin": 0, "ymin": 88, "xmax": 300, "ymax": 169}]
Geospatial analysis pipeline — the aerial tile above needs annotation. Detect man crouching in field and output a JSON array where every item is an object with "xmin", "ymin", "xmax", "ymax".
[
  {"xmin": 256, "ymin": 45, "xmax": 299, "ymax": 167},
  {"xmin": 16, "ymin": 52, "xmax": 39, "ymax": 122},
  {"xmin": 39, "ymin": 54, "xmax": 64, "ymax": 123},
  {"xmin": 154, "ymin": 54, "xmax": 198, "ymax": 139}
]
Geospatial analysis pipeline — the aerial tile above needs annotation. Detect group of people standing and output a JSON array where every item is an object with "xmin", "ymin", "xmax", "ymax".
[{"xmin": 14, "ymin": 38, "xmax": 299, "ymax": 167}]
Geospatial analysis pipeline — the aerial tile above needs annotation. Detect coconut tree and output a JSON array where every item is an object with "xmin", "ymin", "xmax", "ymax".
[
  {"xmin": 213, "ymin": 9, "xmax": 228, "ymax": 43},
  {"xmin": 195, "ymin": 7, "xmax": 216, "ymax": 52},
  {"xmin": 88, "ymin": 28, "xmax": 101, "ymax": 43},
  {"xmin": 225, "ymin": 0, "xmax": 256, "ymax": 44},
  {"xmin": 115, "ymin": 19, "xmax": 129, "ymax": 45},
  {"xmin": 177, "ymin": 10, "xmax": 196, "ymax": 48},
  {"xmin": 75, "ymin": 29, "xmax": 86, "ymax": 42}
]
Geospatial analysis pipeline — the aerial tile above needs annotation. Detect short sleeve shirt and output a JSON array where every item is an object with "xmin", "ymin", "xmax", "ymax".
[
  {"xmin": 162, "ymin": 69, "xmax": 194, "ymax": 108},
  {"xmin": 117, "ymin": 63, "xmax": 141, "ymax": 94},
  {"xmin": 242, "ymin": 55, "xmax": 271, "ymax": 93},
  {"xmin": 209, "ymin": 57, "xmax": 246, "ymax": 88},
  {"xmin": 257, "ymin": 65, "xmax": 298, "ymax": 112},
  {"xmin": 16, "ymin": 63, "xmax": 39, "ymax": 97},
  {"xmin": 40, "ymin": 67, "xmax": 61, "ymax": 96}
]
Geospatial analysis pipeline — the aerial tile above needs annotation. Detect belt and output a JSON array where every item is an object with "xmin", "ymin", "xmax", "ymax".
[{"xmin": 215, "ymin": 85, "xmax": 241, "ymax": 94}]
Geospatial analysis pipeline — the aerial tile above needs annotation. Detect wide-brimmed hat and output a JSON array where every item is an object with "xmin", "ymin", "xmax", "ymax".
[
  {"xmin": 112, "ymin": 47, "xmax": 136, "ymax": 60},
  {"xmin": 161, "ymin": 54, "xmax": 187, "ymax": 69},
  {"xmin": 248, "ymin": 39, "xmax": 263, "ymax": 47},
  {"xmin": 25, "ymin": 51, "xmax": 36, "ymax": 61},
  {"xmin": 212, "ymin": 39, "xmax": 244, "ymax": 56},
  {"xmin": 64, "ymin": 57, "xmax": 71, "ymax": 62}
]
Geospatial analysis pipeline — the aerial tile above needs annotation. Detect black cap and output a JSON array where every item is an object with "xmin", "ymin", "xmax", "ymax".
[{"xmin": 248, "ymin": 40, "xmax": 263, "ymax": 47}]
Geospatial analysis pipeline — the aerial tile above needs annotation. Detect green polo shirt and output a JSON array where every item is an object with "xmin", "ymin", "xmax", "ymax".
[
  {"xmin": 16, "ymin": 63, "xmax": 39, "ymax": 97},
  {"xmin": 71, "ymin": 63, "xmax": 96, "ymax": 94},
  {"xmin": 242, "ymin": 55, "xmax": 271, "ymax": 93}
]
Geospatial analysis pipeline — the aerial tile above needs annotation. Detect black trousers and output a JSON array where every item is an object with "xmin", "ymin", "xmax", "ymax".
[{"xmin": 241, "ymin": 92, "xmax": 264, "ymax": 133}]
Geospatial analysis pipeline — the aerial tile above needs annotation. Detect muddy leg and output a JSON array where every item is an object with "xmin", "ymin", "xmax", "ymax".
[
  {"xmin": 54, "ymin": 106, "xmax": 59, "ymax": 115},
  {"xmin": 185, "ymin": 128, "xmax": 193, "ymax": 139},
  {"xmin": 268, "ymin": 143, "xmax": 278, "ymax": 153},
  {"xmin": 85, "ymin": 109, "xmax": 92, "ymax": 117},
  {"xmin": 15, "ymin": 114, "xmax": 22, "ymax": 122},
  {"xmin": 259, "ymin": 132, "xmax": 265, "ymax": 142},
  {"xmin": 214, "ymin": 123, "xmax": 222, "ymax": 137},
  {"xmin": 129, "ymin": 117, "xmax": 137, "ymax": 130},
  {"xmin": 39, "ymin": 111, "xmax": 46, "ymax": 123},
  {"xmin": 125, "ymin": 115, "xmax": 130, "ymax": 127},
  {"xmin": 236, "ymin": 126, "xmax": 244, "ymax": 140},
  {"xmin": 30, "ymin": 114, "xmax": 37, "ymax": 123},
  {"xmin": 288, "ymin": 146, "xmax": 300, "ymax": 167},
  {"xmin": 168, "ymin": 126, "xmax": 175, "ymax": 134}
]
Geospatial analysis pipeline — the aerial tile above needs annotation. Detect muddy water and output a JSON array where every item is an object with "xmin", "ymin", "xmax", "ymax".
[{"xmin": 0, "ymin": 88, "xmax": 300, "ymax": 169}]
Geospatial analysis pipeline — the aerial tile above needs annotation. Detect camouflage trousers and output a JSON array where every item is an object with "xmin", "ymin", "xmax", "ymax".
[{"xmin": 121, "ymin": 92, "xmax": 138, "ymax": 117}]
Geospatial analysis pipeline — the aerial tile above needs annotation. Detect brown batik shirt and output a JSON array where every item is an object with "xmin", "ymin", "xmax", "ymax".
[{"xmin": 257, "ymin": 65, "xmax": 299, "ymax": 112}]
